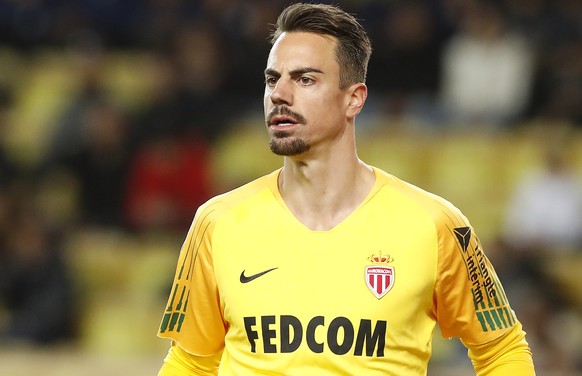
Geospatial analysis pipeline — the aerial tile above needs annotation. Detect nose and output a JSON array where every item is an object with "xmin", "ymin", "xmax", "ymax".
[{"xmin": 269, "ymin": 79, "xmax": 292, "ymax": 106}]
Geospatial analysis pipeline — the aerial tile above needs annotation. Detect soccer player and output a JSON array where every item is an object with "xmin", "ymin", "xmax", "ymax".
[{"xmin": 157, "ymin": 3, "xmax": 535, "ymax": 375}]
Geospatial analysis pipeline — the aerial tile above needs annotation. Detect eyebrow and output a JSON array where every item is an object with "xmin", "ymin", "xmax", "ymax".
[{"xmin": 264, "ymin": 67, "xmax": 324, "ymax": 77}]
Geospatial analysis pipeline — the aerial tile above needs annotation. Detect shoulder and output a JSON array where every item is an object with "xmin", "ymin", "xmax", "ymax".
[
  {"xmin": 373, "ymin": 166, "xmax": 470, "ymax": 229},
  {"xmin": 195, "ymin": 169, "xmax": 280, "ymax": 225}
]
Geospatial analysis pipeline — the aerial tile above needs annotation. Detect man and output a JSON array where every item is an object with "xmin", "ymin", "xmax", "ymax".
[{"xmin": 157, "ymin": 3, "xmax": 535, "ymax": 375}]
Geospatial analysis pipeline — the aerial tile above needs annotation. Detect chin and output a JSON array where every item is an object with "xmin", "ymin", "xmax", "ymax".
[{"xmin": 269, "ymin": 138, "xmax": 310, "ymax": 156}]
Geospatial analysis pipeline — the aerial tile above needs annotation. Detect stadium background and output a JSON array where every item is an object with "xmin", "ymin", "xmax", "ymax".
[{"xmin": 0, "ymin": 0, "xmax": 581, "ymax": 374}]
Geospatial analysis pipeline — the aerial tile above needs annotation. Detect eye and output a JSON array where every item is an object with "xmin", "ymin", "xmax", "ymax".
[
  {"xmin": 265, "ymin": 76, "xmax": 277, "ymax": 87},
  {"xmin": 299, "ymin": 76, "xmax": 314, "ymax": 86}
]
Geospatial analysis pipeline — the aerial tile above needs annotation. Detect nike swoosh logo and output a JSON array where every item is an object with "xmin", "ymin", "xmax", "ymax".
[{"xmin": 240, "ymin": 267, "xmax": 278, "ymax": 283}]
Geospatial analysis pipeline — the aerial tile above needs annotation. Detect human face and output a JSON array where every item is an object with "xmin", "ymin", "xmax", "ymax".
[{"xmin": 264, "ymin": 32, "xmax": 351, "ymax": 156}]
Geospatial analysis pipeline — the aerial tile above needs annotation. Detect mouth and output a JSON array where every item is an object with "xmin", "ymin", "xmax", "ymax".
[{"xmin": 269, "ymin": 115, "xmax": 299, "ymax": 127}]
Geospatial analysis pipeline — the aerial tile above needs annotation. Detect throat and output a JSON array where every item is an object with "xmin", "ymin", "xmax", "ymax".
[
  {"xmin": 282, "ymin": 182, "xmax": 375, "ymax": 232},
  {"xmin": 292, "ymin": 208, "xmax": 355, "ymax": 231},
  {"xmin": 277, "ymin": 160, "xmax": 377, "ymax": 231}
]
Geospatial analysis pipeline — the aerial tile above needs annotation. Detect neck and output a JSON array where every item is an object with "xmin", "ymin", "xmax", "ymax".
[{"xmin": 278, "ymin": 151, "xmax": 375, "ymax": 231}]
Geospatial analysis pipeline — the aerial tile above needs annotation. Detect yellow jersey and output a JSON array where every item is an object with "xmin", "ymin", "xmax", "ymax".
[{"xmin": 158, "ymin": 167, "xmax": 530, "ymax": 375}]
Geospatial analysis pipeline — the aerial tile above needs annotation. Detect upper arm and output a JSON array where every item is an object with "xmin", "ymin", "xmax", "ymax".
[
  {"xmin": 158, "ymin": 341, "xmax": 222, "ymax": 376},
  {"xmin": 465, "ymin": 323, "xmax": 535, "ymax": 375}
]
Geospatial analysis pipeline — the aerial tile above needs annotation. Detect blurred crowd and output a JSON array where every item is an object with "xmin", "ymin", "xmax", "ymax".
[
  {"xmin": 0, "ymin": 0, "xmax": 581, "ymax": 374},
  {"xmin": 0, "ymin": 0, "xmax": 581, "ymax": 125}
]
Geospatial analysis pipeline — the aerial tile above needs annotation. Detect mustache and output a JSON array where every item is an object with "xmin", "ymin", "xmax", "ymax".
[{"xmin": 266, "ymin": 106, "xmax": 307, "ymax": 125}]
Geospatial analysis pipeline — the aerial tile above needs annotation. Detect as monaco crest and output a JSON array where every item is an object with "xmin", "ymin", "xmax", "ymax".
[{"xmin": 366, "ymin": 253, "xmax": 395, "ymax": 299}]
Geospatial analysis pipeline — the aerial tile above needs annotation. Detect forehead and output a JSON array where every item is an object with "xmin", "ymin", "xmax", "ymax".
[{"xmin": 267, "ymin": 31, "xmax": 338, "ymax": 72}]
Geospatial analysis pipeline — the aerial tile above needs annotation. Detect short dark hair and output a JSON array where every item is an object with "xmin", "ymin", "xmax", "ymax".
[{"xmin": 270, "ymin": 2, "xmax": 372, "ymax": 89}]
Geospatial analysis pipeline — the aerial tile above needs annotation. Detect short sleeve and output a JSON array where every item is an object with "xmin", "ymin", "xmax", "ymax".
[
  {"xmin": 434, "ymin": 209, "xmax": 518, "ymax": 345},
  {"xmin": 158, "ymin": 204, "xmax": 227, "ymax": 355}
]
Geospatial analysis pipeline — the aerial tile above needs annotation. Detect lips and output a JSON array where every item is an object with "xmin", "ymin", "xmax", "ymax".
[
  {"xmin": 270, "ymin": 115, "xmax": 298, "ymax": 127},
  {"xmin": 266, "ymin": 106, "xmax": 306, "ymax": 128}
]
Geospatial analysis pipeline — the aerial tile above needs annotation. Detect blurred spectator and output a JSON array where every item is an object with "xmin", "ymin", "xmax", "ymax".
[
  {"xmin": 367, "ymin": 1, "xmax": 444, "ymax": 122},
  {"xmin": 123, "ymin": 133, "xmax": 213, "ymax": 234},
  {"xmin": 47, "ymin": 99, "xmax": 133, "ymax": 229},
  {"xmin": 0, "ymin": 199, "xmax": 76, "ymax": 345},
  {"xmin": 526, "ymin": 39, "xmax": 582, "ymax": 125},
  {"xmin": 439, "ymin": 1, "xmax": 534, "ymax": 127},
  {"xmin": 503, "ymin": 135, "xmax": 582, "ymax": 251},
  {"xmin": 495, "ymin": 127, "xmax": 582, "ymax": 371},
  {"xmin": 44, "ymin": 37, "xmax": 107, "ymax": 164},
  {"xmin": 130, "ymin": 22, "xmax": 230, "ymax": 146},
  {"xmin": 504, "ymin": 0, "xmax": 582, "ymax": 126}
]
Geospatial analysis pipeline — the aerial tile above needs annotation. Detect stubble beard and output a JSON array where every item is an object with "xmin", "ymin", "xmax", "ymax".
[
  {"xmin": 269, "ymin": 132, "xmax": 310, "ymax": 156},
  {"xmin": 266, "ymin": 105, "xmax": 310, "ymax": 156}
]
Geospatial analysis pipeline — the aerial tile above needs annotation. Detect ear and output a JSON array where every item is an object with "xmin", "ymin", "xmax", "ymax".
[{"xmin": 346, "ymin": 83, "xmax": 367, "ymax": 119}]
